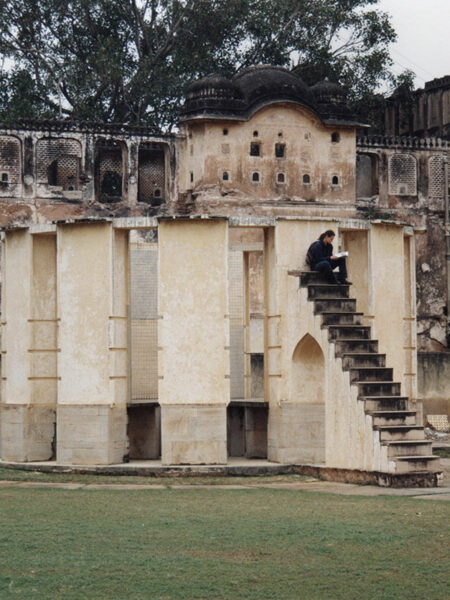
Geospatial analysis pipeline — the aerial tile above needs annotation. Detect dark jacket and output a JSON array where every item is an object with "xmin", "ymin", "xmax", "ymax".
[{"xmin": 309, "ymin": 240, "xmax": 332, "ymax": 267}]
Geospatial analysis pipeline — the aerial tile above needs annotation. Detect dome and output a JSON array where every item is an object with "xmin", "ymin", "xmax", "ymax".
[
  {"xmin": 310, "ymin": 79, "xmax": 351, "ymax": 118},
  {"xmin": 233, "ymin": 65, "xmax": 316, "ymax": 112},
  {"xmin": 182, "ymin": 74, "xmax": 245, "ymax": 117}
]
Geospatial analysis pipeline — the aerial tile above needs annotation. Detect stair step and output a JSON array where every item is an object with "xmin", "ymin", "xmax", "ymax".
[
  {"xmin": 384, "ymin": 440, "xmax": 433, "ymax": 457},
  {"xmin": 393, "ymin": 455, "xmax": 440, "ymax": 473},
  {"xmin": 375, "ymin": 425, "xmax": 425, "ymax": 441},
  {"xmin": 357, "ymin": 381, "xmax": 401, "ymax": 396},
  {"xmin": 308, "ymin": 284, "xmax": 350, "ymax": 299},
  {"xmin": 334, "ymin": 339, "xmax": 379, "ymax": 356},
  {"xmin": 298, "ymin": 271, "xmax": 326, "ymax": 286},
  {"xmin": 314, "ymin": 298, "xmax": 357, "ymax": 313},
  {"xmin": 328, "ymin": 325, "xmax": 371, "ymax": 341},
  {"xmin": 342, "ymin": 353, "xmax": 386, "ymax": 369},
  {"xmin": 321, "ymin": 312, "xmax": 364, "ymax": 326},
  {"xmin": 363, "ymin": 396, "xmax": 409, "ymax": 411},
  {"xmin": 349, "ymin": 367, "xmax": 393, "ymax": 383},
  {"xmin": 368, "ymin": 410, "xmax": 417, "ymax": 426}
]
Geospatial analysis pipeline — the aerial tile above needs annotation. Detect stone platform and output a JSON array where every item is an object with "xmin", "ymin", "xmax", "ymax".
[{"xmin": 0, "ymin": 458, "xmax": 443, "ymax": 488}]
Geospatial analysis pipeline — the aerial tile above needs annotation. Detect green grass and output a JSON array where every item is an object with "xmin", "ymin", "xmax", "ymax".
[
  {"xmin": 0, "ymin": 487, "xmax": 448, "ymax": 600},
  {"xmin": 434, "ymin": 447, "xmax": 450, "ymax": 459}
]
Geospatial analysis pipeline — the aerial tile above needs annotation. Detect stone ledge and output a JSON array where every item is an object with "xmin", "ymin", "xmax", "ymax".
[{"xmin": 0, "ymin": 460, "xmax": 443, "ymax": 487}]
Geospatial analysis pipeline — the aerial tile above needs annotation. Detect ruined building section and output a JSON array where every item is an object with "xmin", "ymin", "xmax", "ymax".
[
  {"xmin": 385, "ymin": 75, "xmax": 450, "ymax": 139},
  {"xmin": 356, "ymin": 136, "xmax": 449, "ymax": 352},
  {"xmin": 356, "ymin": 135, "xmax": 450, "ymax": 421},
  {"xmin": 0, "ymin": 122, "xmax": 175, "ymax": 226}
]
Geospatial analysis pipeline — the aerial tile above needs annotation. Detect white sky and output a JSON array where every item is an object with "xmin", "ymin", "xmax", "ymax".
[{"xmin": 377, "ymin": 0, "xmax": 450, "ymax": 88}]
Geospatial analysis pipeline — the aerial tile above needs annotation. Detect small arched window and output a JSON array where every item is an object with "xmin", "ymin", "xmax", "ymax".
[
  {"xmin": 331, "ymin": 132, "xmax": 340, "ymax": 143},
  {"xmin": 253, "ymin": 130, "xmax": 259, "ymax": 137},
  {"xmin": 302, "ymin": 173, "xmax": 311, "ymax": 184},
  {"xmin": 252, "ymin": 172, "xmax": 260, "ymax": 182},
  {"xmin": 222, "ymin": 171, "xmax": 229, "ymax": 181},
  {"xmin": 223, "ymin": 128, "xmax": 228, "ymax": 136},
  {"xmin": 153, "ymin": 188, "xmax": 162, "ymax": 198},
  {"xmin": 277, "ymin": 172, "xmax": 285, "ymax": 183},
  {"xmin": 1, "ymin": 173, "xmax": 8, "ymax": 183},
  {"xmin": 332, "ymin": 175, "xmax": 339, "ymax": 185}
]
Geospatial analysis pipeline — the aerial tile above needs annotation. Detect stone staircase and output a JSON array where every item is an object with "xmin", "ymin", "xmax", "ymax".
[{"xmin": 299, "ymin": 270, "xmax": 440, "ymax": 476}]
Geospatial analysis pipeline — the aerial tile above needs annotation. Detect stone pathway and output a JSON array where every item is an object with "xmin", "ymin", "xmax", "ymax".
[{"xmin": 0, "ymin": 478, "xmax": 449, "ymax": 498}]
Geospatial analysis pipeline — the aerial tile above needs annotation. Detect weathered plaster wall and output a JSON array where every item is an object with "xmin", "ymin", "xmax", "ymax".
[
  {"xmin": 158, "ymin": 219, "xmax": 229, "ymax": 464},
  {"xmin": 182, "ymin": 104, "xmax": 356, "ymax": 204},
  {"xmin": 56, "ymin": 222, "xmax": 127, "ymax": 464}
]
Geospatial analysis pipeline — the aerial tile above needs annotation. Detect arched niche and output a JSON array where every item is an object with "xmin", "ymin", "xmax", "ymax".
[{"xmin": 291, "ymin": 333, "xmax": 325, "ymax": 405}]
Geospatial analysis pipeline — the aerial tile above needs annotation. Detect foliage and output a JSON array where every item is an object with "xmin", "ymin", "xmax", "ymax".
[
  {"xmin": 0, "ymin": 486, "xmax": 448, "ymax": 599},
  {"xmin": 0, "ymin": 0, "xmax": 399, "ymax": 129}
]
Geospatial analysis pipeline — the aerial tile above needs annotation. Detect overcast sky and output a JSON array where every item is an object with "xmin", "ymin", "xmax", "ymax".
[{"xmin": 377, "ymin": 0, "xmax": 450, "ymax": 88}]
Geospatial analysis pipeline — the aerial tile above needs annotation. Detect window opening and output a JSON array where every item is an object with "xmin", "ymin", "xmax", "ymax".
[
  {"xmin": 190, "ymin": 172, "xmax": 194, "ymax": 183},
  {"xmin": 332, "ymin": 175, "xmax": 339, "ymax": 185},
  {"xmin": 223, "ymin": 171, "xmax": 229, "ymax": 181},
  {"xmin": 303, "ymin": 173, "xmax": 311, "ymax": 184},
  {"xmin": 331, "ymin": 132, "xmax": 340, "ymax": 143},
  {"xmin": 275, "ymin": 144, "xmax": 285, "ymax": 158},
  {"xmin": 250, "ymin": 142, "xmax": 260, "ymax": 156},
  {"xmin": 223, "ymin": 128, "xmax": 229, "ymax": 136},
  {"xmin": 253, "ymin": 130, "xmax": 259, "ymax": 137},
  {"xmin": 1, "ymin": 173, "xmax": 9, "ymax": 183},
  {"xmin": 277, "ymin": 173, "xmax": 285, "ymax": 183},
  {"xmin": 252, "ymin": 172, "xmax": 260, "ymax": 182}
]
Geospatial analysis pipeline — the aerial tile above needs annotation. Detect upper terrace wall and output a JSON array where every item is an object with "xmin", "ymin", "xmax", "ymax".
[{"xmin": 0, "ymin": 123, "xmax": 176, "ymax": 226}]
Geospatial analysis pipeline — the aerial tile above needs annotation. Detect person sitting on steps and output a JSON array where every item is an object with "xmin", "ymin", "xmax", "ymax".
[{"xmin": 306, "ymin": 229, "xmax": 351, "ymax": 285}]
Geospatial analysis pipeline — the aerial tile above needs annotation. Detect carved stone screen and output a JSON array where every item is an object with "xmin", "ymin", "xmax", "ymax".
[
  {"xmin": 130, "ymin": 231, "xmax": 159, "ymax": 402},
  {"xmin": 138, "ymin": 143, "xmax": 165, "ymax": 203},
  {"xmin": 388, "ymin": 153, "xmax": 417, "ymax": 195},
  {"xmin": 429, "ymin": 155, "xmax": 445, "ymax": 199},
  {"xmin": 228, "ymin": 249, "xmax": 245, "ymax": 399},
  {"xmin": 95, "ymin": 141, "xmax": 123, "ymax": 202},
  {"xmin": 0, "ymin": 136, "xmax": 21, "ymax": 184},
  {"xmin": 36, "ymin": 138, "xmax": 81, "ymax": 189}
]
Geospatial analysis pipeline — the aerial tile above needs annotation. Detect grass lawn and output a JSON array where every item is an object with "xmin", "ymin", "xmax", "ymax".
[{"xmin": 0, "ymin": 484, "xmax": 448, "ymax": 600}]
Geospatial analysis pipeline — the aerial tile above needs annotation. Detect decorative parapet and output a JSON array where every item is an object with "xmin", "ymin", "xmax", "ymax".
[
  {"xmin": 357, "ymin": 135, "xmax": 449, "ymax": 150},
  {"xmin": 0, "ymin": 118, "xmax": 174, "ymax": 139}
]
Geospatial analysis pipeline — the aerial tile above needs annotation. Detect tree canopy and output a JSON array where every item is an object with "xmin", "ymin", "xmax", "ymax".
[{"xmin": 0, "ymin": 0, "xmax": 400, "ymax": 130}]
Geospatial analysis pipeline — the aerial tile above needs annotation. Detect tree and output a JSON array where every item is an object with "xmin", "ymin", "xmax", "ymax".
[{"xmin": 0, "ymin": 0, "xmax": 398, "ymax": 130}]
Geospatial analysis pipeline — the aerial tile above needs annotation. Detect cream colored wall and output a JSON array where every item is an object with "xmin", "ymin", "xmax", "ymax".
[
  {"xmin": 158, "ymin": 219, "xmax": 229, "ymax": 405},
  {"xmin": 2, "ymin": 230, "xmax": 32, "ymax": 404},
  {"xmin": 183, "ymin": 104, "xmax": 356, "ymax": 201},
  {"xmin": 31, "ymin": 234, "xmax": 58, "ymax": 405},
  {"xmin": 57, "ymin": 223, "xmax": 112, "ymax": 404},
  {"xmin": 369, "ymin": 223, "xmax": 406, "ymax": 386},
  {"xmin": 340, "ymin": 229, "xmax": 370, "ymax": 318}
]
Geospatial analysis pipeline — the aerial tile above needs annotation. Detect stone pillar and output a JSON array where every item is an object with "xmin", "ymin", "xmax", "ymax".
[
  {"xmin": 369, "ymin": 223, "xmax": 406, "ymax": 386},
  {"xmin": 56, "ymin": 223, "xmax": 128, "ymax": 464},
  {"xmin": 1, "ymin": 229, "xmax": 58, "ymax": 461},
  {"xmin": 158, "ymin": 219, "xmax": 229, "ymax": 464}
]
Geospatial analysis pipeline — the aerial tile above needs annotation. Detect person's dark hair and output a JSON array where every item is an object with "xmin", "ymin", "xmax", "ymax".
[{"xmin": 319, "ymin": 229, "xmax": 335, "ymax": 241}]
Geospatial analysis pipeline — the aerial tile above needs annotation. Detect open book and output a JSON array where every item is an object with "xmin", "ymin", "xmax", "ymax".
[{"xmin": 335, "ymin": 251, "xmax": 348, "ymax": 258}]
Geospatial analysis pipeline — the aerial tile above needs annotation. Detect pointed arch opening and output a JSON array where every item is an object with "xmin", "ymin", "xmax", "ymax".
[{"xmin": 290, "ymin": 333, "xmax": 325, "ymax": 463}]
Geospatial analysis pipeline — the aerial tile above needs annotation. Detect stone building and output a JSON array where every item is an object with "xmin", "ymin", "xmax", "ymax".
[
  {"xmin": 0, "ymin": 65, "xmax": 444, "ymax": 484},
  {"xmin": 385, "ymin": 75, "xmax": 450, "ymax": 139}
]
